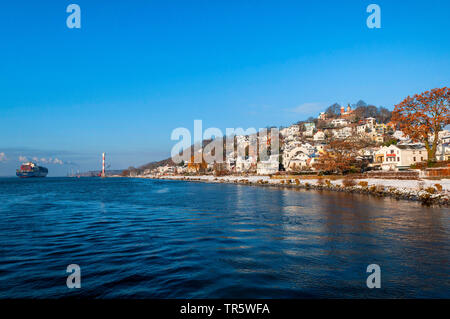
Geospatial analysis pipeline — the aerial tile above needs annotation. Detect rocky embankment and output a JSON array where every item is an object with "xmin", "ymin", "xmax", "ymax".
[{"xmin": 140, "ymin": 174, "xmax": 449, "ymax": 206}]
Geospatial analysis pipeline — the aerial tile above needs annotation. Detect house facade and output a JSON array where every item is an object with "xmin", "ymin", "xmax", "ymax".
[
  {"xmin": 313, "ymin": 130, "xmax": 325, "ymax": 141},
  {"xmin": 378, "ymin": 145, "xmax": 428, "ymax": 170},
  {"xmin": 331, "ymin": 118, "xmax": 348, "ymax": 127},
  {"xmin": 257, "ymin": 155, "xmax": 279, "ymax": 175},
  {"xmin": 436, "ymin": 142, "xmax": 450, "ymax": 161}
]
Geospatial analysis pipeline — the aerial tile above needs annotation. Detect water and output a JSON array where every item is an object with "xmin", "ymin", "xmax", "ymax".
[{"xmin": 0, "ymin": 177, "xmax": 448, "ymax": 298}]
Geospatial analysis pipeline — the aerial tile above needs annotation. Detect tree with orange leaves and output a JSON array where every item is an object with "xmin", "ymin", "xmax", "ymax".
[
  {"xmin": 391, "ymin": 87, "xmax": 450, "ymax": 162},
  {"xmin": 187, "ymin": 154, "xmax": 207, "ymax": 174},
  {"xmin": 313, "ymin": 139, "xmax": 360, "ymax": 174}
]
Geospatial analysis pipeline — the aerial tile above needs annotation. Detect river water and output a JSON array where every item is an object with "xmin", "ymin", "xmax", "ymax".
[{"xmin": 0, "ymin": 177, "xmax": 448, "ymax": 298}]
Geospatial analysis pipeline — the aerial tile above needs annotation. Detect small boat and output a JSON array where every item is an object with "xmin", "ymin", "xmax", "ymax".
[{"xmin": 16, "ymin": 162, "xmax": 48, "ymax": 178}]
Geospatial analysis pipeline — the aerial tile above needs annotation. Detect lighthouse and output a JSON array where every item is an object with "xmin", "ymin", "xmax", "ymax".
[{"xmin": 101, "ymin": 152, "xmax": 106, "ymax": 178}]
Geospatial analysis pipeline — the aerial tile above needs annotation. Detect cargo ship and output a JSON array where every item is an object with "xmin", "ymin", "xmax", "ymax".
[{"xmin": 16, "ymin": 162, "xmax": 48, "ymax": 178}]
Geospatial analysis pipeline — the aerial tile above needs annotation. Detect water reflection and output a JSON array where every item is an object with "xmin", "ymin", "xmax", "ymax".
[{"xmin": 0, "ymin": 178, "xmax": 448, "ymax": 298}]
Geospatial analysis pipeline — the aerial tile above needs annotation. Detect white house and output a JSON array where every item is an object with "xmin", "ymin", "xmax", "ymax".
[
  {"xmin": 282, "ymin": 146, "xmax": 310, "ymax": 170},
  {"xmin": 364, "ymin": 117, "xmax": 376, "ymax": 127},
  {"xmin": 441, "ymin": 132, "xmax": 450, "ymax": 144},
  {"xmin": 318, "ymin": 112, "xmax": 327, "ymax": 120},
  {"xmin": 393, "ymin": 130, "xmax": 409, "ymax": 141},
  {"xmin": 285, "ymin": 125, "xmax": 300, "ymax": 137},
  {"xmin": 436, "ymin": 142, "xmax": 450, "ymax": 161},
  {"xmin": 313, "ymin": 130, "xmax": 325, "ymax": 141},
  {"xmin": 429, "ymin": 130, "xmax": 450, "ymax": 143},
  {"xmin": 225, "ymin": 152, "xmax": 236, "ymax": 172},
  {"xmin": 379, "ymin": 145, "xmax": 428, "ymax": 170},
  {"xmin": 357, "ymin": 123, "xmax": 372, "ymax": 135},
  {"xmin": 157, "ymin": 165, "xmax": 176, "ymax": 174},
  {"xmin": 286, "ymin": 152, "xmax": 310, "ymax": 172},
  {"xmin": 333, "ymin": 126, "xmax": 353, "ymax": 139},
  {"xmin": 257, "ymin": 155, "xmax": 279, "ymax": 175},
  {"xmin": 236, "ymin": 156, "xmax": 256, "ymax": 173},
  {"xmin": 304, "ymin": 122, "xmax": 315, "ymax": 130},
  {"xmin": 301, "ymin": 143, "xmax": 315, "ymax": 155},
  {"xmin": 331, "ymin": 119, "xmax": 348, "ymax": 127},
  {"xmin": 303, "ymin": 129, "xmax": 314, "ymax": 137},
  {"xmin": 436, "ymin": 131, "xmax": 450, "ymax": 161},
  {"xmin": 302, "ymin": 122, "xmax": 315, "ymax": 137},
  {"xmin": 235, "ymin": 135, "xmax": 249, "ymax": 149}
]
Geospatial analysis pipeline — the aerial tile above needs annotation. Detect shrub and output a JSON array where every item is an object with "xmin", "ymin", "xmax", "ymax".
[
  {"xmin": 342, "ymin": 178, "xmax": 356, "ymax": 187},
  {"xmin": 325, "ymin": 179, "xmax": 332, "ymax": 187},
  {"xmin": 295, "ymin": 179, "xmax": 300, "ymax": 185},
  {"xmin": 358, "ymin": 181, "xmax": 369, "ymax": 187},
  {"xmin": 425, "ymin": 187, "xmax": 436, "ymax": 194},
  {"xmin": 317, "ymin": 177, "xmax": 325, "ymax": 186},
  {"xmin": 369, "ymin": 185, "xmax": 377, "ymax": 192},
  {"xmin": 420, "ymin": 193, "xmax": 433, "ymax": 205},
  {"xmin": 434, "ymin": 183, "xmax": 443, "ymax": 192}
]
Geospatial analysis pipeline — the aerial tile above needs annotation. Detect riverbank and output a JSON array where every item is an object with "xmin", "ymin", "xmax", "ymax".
[{"xmin": 138, "ymin": 174, "xmax": 449, "ymax": 206}]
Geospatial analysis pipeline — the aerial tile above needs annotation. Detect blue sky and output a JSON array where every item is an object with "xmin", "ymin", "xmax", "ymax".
[{"xmin": 0, "ymin": 0, "xmax": 449, "ymax": 176}]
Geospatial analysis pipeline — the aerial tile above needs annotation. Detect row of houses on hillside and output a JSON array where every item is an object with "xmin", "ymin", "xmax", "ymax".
[{"xmin": 145, "ymin": 106, "xmax": 450, "ymax": 176}]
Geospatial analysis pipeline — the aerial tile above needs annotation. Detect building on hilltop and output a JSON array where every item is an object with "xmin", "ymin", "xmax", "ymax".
[{"xmin": 340, "ymin": 104, "xmax": 354, "ymax": 118}]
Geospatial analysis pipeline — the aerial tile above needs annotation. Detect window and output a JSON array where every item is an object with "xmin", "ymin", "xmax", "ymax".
[
  {"xmin": 397, "ymin": 157, "xmax": 400, "ymax": 162},
  {"xmin": 413, "ymin": 157, "xmax": 416, "ymax": 161},
  {"xmin": 421, "ymin": 157, "xmax": 423, "ymax": 161}
]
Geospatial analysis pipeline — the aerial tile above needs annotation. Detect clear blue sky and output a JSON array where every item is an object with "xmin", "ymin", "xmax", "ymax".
[{"xmin": 0, "ymin": 0, "xmax": 449, "ymax": 176}]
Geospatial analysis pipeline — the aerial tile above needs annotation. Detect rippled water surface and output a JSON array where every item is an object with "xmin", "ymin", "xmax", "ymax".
[{"xmin": 0, "ymin": 177, "xmax": 448, "ymax": 298}]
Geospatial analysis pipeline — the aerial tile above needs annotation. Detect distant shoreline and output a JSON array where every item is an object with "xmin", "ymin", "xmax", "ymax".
[{"xmin": 128, "ymin": 174, "xmax": 449, "ymax": 206}]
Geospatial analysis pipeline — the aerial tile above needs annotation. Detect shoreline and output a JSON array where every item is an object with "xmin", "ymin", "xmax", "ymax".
[{"xmin": 132, "ymin": 174, "xmax": 449, "ymax": 206}]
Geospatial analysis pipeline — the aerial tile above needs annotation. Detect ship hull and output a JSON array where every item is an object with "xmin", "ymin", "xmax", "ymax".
[
  {"xmin": 16, "ymin": 171, "xmax": 48, "ymax": 178},
  {"xmin": 16, "ymin": 162, "xmax": 49, "ymax": 178}
]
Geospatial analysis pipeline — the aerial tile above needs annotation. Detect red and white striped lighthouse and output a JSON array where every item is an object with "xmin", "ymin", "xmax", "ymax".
[{"xmin": 101, "ymin": 152, "xmax": 106, "ymax": 177}]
